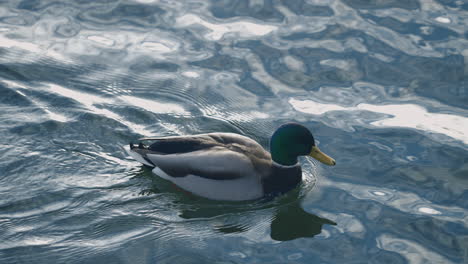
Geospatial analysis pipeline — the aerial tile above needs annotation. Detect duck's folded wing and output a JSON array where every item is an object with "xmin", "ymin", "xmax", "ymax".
[
  {"xmin": 146, "ymin": 147, "xmax": 255, "ymax": 180},
  {"xmin": 140, "ymin": 135, "xmax": 215, "ymax": 154}
]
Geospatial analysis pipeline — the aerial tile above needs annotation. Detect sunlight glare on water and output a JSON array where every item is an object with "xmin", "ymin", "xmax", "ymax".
[{"xmin": 290, "ymin": 98, "xmax": 468, "ymax": 144}]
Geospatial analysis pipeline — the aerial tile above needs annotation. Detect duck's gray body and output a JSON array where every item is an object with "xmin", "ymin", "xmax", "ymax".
[{"xmin": 126, "ymin": 133, "xmax": 302, "ymax": 201}]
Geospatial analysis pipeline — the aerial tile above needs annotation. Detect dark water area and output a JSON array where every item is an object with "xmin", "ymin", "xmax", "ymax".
[{"xmin": 0, "ymin": 0, "xmax": 467, "ymax": 263}]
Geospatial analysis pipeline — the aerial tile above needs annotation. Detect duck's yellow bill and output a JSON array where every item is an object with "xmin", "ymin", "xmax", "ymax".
[{"xmin": 309, "ymin": 146, "xmax": 336, "ymax": 166}]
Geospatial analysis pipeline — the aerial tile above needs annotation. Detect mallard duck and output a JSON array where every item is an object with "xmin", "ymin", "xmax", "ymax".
[{"xmin": 126, "ymin": 123, "xmax": 335, "ymax": 201}]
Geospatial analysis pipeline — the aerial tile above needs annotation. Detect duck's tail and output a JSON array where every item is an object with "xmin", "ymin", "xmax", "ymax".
[{"xmin": 125, "ymin": 143, "xmax": 155, "ymax": 167}]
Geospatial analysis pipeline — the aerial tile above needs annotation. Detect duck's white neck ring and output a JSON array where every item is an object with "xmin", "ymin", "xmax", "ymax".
[{"xmin": 272, "ymin": 161, "xmax": 300, "ymax": 169}]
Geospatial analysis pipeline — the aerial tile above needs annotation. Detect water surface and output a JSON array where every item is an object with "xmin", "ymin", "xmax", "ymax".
[{"xmin": 0, "ymin": 0, "xmax": 467, "ymax": 263}]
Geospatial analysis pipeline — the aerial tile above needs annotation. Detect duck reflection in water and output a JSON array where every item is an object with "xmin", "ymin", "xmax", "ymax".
[
  {"xmin": 137, "ymin": 168, "xmax": 336, "ymax": 242},
  {"xmin": 269, "ymin": 199, "xmax": 336, "ymax": 241},
  {"xmin": 180, "ymin": 193, "xmax": 335, "ymax": 241}
]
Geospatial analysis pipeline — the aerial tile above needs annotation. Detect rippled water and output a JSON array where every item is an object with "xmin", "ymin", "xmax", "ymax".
[{"xmin": 1, "ymin": 0, "xmax": 467, "ymax": 263}]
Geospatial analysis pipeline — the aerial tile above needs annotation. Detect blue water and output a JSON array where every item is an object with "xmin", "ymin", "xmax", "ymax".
[{"xmin": 1, "ymin": 0, "xmax": 467, "ymax": 263}]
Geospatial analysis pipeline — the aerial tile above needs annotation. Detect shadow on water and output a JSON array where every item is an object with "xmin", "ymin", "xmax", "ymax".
[
  {"xmin": 269, "ymin": 200, "xmax": 336, "ymax": 241},
  {"xmin": 132, "ymin": 165, "xmax": 336, "ymax": 242}
]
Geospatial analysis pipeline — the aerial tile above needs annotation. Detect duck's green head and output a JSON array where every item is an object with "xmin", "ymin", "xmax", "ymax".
[{"xmin": 270, "ymin": 123, "xmax": 336, "ymax": 166}]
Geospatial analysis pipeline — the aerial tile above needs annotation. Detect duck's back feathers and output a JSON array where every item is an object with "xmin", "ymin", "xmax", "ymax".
[
  {"xmin": 133, "ymin": 133, "xmax": 272, "ymax": 181},
  {"xmin": 140, "ymin": 133, "xmax": 265, "ymax": 155}
]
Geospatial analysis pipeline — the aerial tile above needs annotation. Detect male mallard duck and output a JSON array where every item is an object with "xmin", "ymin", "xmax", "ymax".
[{"xmin": 126, "ymin": 123, "xmax": 335, "ymax": 201}]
